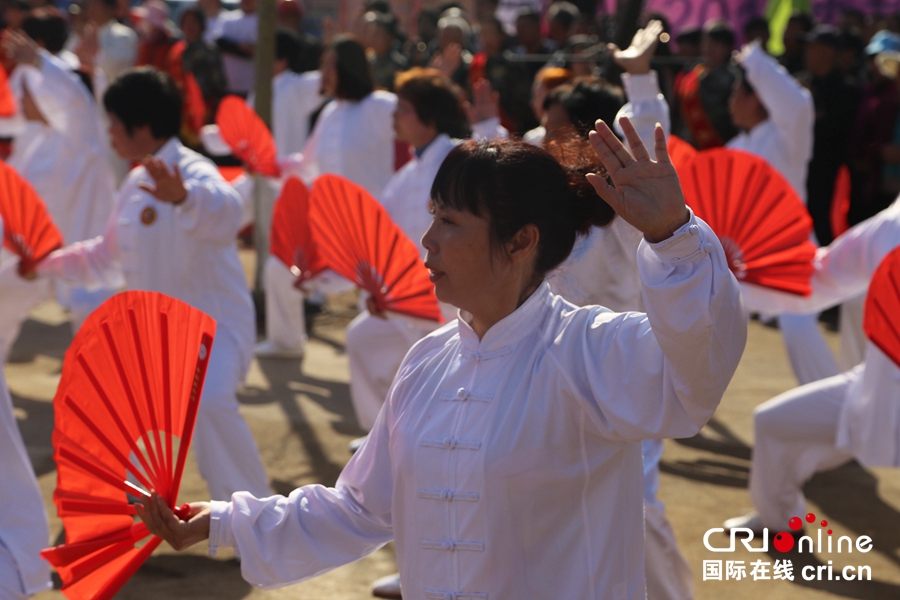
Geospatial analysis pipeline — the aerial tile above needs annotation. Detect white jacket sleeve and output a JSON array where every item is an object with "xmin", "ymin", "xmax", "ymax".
[
  {"xmin": 27, "ymin": 51, "xmax": 102, "ymax": 149},
  {"xmin": 173, "ymin": 160, "xmax": 246, "ymax": 246},
  {"xmin": 741, "ymin": 198, "xmax": 900, "ymax": 314},
  {"xmin": 37, "ymin": 206, "xmax": 124, "ymax": 289},
  {"xmin": 558, "ymin": 212, "xmax": 747, "ymax": 441},
  {"xmin": 208, "ymin": 392, "xmax": 395, "ymax": 589},
  {"xmin": 615, "ymin": 71, "xmax": 671, "ymax": 157}
]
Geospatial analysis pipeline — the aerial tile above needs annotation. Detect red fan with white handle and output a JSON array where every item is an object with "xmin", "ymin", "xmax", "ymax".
[
  {"xmin": 667, "ymin": 134, "xmax": 696, "ymax": 173},
  {"xmin": 864, "ymin": 246, "xmax": 900, "ymax": 367},
  {"xmin": 0, "ymin": 159, "xmax": 63, "ymax": 272},
  {"xmin": 270, "ymin": 176, "xmax": 326, "ymax": 287},
  {"xmin": 41, "ymin": 291, "xmax": 216, "ymax": 600},
  {"xmin": 215, "ymin": 95, "xmax": 280, "ymax": 177},
  {"xmin": 677, "ymin": 148, "xmax": 817, "ymax": 296},
  {"xmin": 309, "ymin": 174, "xmax": 443, "ymax": 322}
]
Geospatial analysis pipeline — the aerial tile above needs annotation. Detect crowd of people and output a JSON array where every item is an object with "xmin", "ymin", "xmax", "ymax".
[{"xmin": 0, "ymin": 0, "xmax": 898, "ymax": 599}]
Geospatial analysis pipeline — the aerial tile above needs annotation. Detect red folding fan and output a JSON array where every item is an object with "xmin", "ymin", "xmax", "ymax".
[
  {"xmin": 41, "ymin": 291, "xmax": 216, "ymax": 600},
  {"xmin": 864, "ymin": 246, "xmax": 900, "ymax": 368},
  {"xmin": 0, "ymin": 66, "xmax": 15, "ymax": 117},
  {"xmin": 830, "ymin": 164, "xmax": 851, "ymax": 239},
  {"xmin": 270, "ymin": 176, "xmax": 327, "ymax": 287},
  {"xmin": 184, "ymin": 73, "xmax": 207, "ymax": 133},
  {"xmin": 667, "ymin": 134, "xmax": 696, "ymax": 172},
  {"xmin": 309, "ymin": 174, "xmax": 443, "ymax": 322},
  {"xmin": 677, "ymin": 148, "xmax": 817, "ymax": 296},
  {"xmin": 0, "ymin": 160, "xmax": 63, "ymax": 272},
  {"xmin": 215, "ymin": 95, "xmax": 280, "ymax": 177}
]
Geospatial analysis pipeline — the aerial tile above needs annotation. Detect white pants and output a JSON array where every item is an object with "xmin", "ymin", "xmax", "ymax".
[
  {"xmin": 642, "ymin": 439, "xmax": 693, "ymax": 600},
  {"xmin": 839, "ymin": 294, "xmax": 866, "ymax": 371},
  {"xmin": 779, "ymin": 313, "xmax": 840, "ymax": 385},
  {"xmin": 346, "ymin": 311, "xmax": 435, "ymax": 432},
  {"xmin": 0, "ymin": 538, "xmax": 26, "ymax": 600},
  {"xmin": 749, "ymin": 369, "xmax": 856, "ymax": 529},
  {"xmin": 263, "ymin": 256, "xmax": 307, "ymax": 351},
  {"xmin": 193, "ymin": 331, "xmax": 271, "ymax": 500}
]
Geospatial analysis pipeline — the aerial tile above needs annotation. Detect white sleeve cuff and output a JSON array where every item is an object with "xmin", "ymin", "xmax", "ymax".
[
  {"xmin": 621, "ymin": 71, "xmax": 661, "ymax": 103},
  {"xmin": 644, "ymin": 211, "xmax": 714, "ymax": 264},
  {"xmin": 208, "ymin": 500, "xmax": 235, "ymax": 557}
]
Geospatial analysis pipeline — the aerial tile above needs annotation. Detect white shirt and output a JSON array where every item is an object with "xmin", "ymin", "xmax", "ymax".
[
  {"xmin": 208, "ymin": 214, "xmax": 746, "ymax": 598},
  {"xmin": 298, "ymin": 91, "xmax": 397, "ymax": 197},
  {"xmin": 726, "ymin": 43, "xmax": 814, "ymax": 202},
  {"xmin": 8, "ymin": 51, "xmax": 115, "ymax": 245},
  {"xmin": 219, "ymin": 11, "xmax": 258, "ymax": 94},
  {"xmin": 96, "ymin": 20, "xmax": 137, "ymax": 82},
  {"xmin": 39, "ymin": 138, "xmax": 254, "ymax": 363},
  {"xmin": 741, "ymin": 199, "xmax": 900, "ymax": 466},
  {"xmin": 261, "ymin": 70, "xmax": 323, "ymax": 156},
  {"xmin": 204, "ymin": 8, "xmax": 234, "ymax": 46}
]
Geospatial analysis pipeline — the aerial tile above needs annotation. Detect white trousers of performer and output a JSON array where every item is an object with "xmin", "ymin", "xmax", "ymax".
[
  {"xmin": 194, "ymin": 331, "xmax": 271, "ymax": 501},
  {"xmin": 779, "ymin": 313, "xmax": 840, "ymax": 385},
  {"xmin": 0, "ymin": 538, "xmax": 26, "ymax": 600},
  {"xmin": 839, "ymin": 294, "xmax": 866, "ymax": 371},
  {"xmin": 346, "ymin": 311, "xmax": 436, "ymax": 432},
  {"xmin": 642, "ymin": 439, "xmax": 693, "ymax": 600},
  {"xmin": 749, "ymin": 368, "xmax": 857, "ymax": 529},
  {"xmin": 263, "ymin": 256, "xmax": 307, "ymax": 352}
]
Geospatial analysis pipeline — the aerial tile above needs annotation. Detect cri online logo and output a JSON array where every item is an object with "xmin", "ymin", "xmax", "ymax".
[{"xmin": 704, "ymin": 512, "xmax": 873, "ymax": 554}]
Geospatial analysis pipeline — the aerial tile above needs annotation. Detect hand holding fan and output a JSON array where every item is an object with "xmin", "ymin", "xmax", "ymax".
[
  {"xmin": 309, "ymin": 174, "xmax": 443, "ymax": 322},
  {"xmin": 676, "ymin": 148, "xmax": 817, "ymax": 296},
  {"xmin": 215, "ymin": 95, "xmax": 280, "ymax": 177},
  {"xmin": 41, "ymin": 291, "xmax": 216, "ymax": 600},
  {"xmin": 864, "ymin": 246, "xmax": 900, "ymax": 368},
  {"xmin": 0, "ymin": 159, "xmax": 63, "ymax": 273},
  {"xmin": 270, "ymin": 176, "xmax": 327, "ymax": 287}
]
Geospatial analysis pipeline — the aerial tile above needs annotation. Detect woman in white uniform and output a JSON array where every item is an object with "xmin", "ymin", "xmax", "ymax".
[
  {"xmin": 136, "ymin": 119, "xmax": 747, "ymax": 599},
  {"xmin": 725, "ymin": 198, "xmax": 900, "ymax": 532},
  {"xmin": 32, "ymin": 68, "xmax": 270, "ymax": 502}
]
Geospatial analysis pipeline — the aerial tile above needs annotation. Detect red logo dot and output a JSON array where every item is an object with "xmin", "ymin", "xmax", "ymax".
[
  {"xmin": 788, "ymin": 516, "xmax": 803, "ymax": 531},
  {"xmin": 805, "ymin": 512, "xmax": 816, "ymax": 524},
  {"xmin": 774, "ymin": 532, "xmax": 795, "ymax": 553},
  {"xmin": 820, "ymin": 519, "xmax": 828, "ymax": 527},
  {"xmin": 827, "ymin": 529, "xmax": 833, "ymax": 535}
]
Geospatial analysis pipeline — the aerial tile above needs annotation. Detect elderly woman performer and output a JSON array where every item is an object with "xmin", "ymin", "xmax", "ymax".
[{"xmin": 137, "ymin": 118, "xmax": 746, "ymax": 598}]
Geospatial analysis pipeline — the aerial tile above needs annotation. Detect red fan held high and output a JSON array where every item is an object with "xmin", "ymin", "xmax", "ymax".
[
  {"xmin": 215, "ymin": 95, "xmax": 280, "ymax": 177},
  {"xmin": 0, "ymin": 160, "xmax": 64, "ymax": 273},
  {"xmin": 309, "ymin": 174, "xmax": 443, "ymax": 322},
  {"xmin": 41, "ymin": 291, "xmax": 217, "ymax": 600},
  {"xmin": 270, "ymin": 176, "xmax": 327, "ymax": 287},
  {"xmin": 864, "ymin": 246, "xmax": 900, "ymax": 368},
  {"xmin": 676, "ymin": 148, "xmax": 817, "ymax": 296},
  {"xmin": 666, "ymin": 135, "xmax": 697, "ymax": 173}
]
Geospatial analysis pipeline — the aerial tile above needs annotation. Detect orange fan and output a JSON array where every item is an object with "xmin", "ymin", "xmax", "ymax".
[
  {"xmin": 864, "ymin": 247, "xmax": 900, "ymax": 368},
  {"xmin": 678, "ymin": 148, "xmax": 816, "ymax": 296},
  {"xmin": 667, "ymin": 134, "xmax": 697, "ymax": 172},
  {"xmin": 0, "ymin": 160, "xmax": 63, "ymax": 272},
  {"xmin": 0, "ymin": 65, "xmax": 15, "ymax": 116},
  {"xmin": 270, "ymin": 176, "xmax": 326, "ymax": 287},
  {"xmin": 215, "ymin": 95, "xmax": 280, "ymax": 177},
  {"xmin": 309, "ymin": 174, "xmax": 443, "ymax": 322},
  {"xmin": 218, "ymin": 165, "xmax": 246, "ymax": 183},
  {"xmin": 41, "ymin": 291, "xmax": 216, "ymax": 600}
]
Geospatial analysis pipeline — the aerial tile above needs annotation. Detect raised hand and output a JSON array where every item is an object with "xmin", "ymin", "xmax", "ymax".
[
  {"xmin": 135, "ymin": 492, "xmax": 211, "ymax": 551},
  {"xmin": 139, "ymin": 157, "xmax": 188, "ymax": 204},
  {"xmin": 608, "ymin": 19, "xmax": 663, "ymax": 75},
  {"xmin": 430, "ymin": 43, "xmax": 462, "ymax": 78},
  {"xmin": 467, "ymin": 78, "xmax": 499, "ymax": 125},
  {"xmin": 587, "ymin": 116, "xmax": 689, "ymax": 243},
  {"xmin": 2, "ymin": 30, "xmax": 41, "ymax": 68}
]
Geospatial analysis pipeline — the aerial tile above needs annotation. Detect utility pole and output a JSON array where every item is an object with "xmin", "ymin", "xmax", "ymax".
[{"xmin": 252, "ymin": 0, "xmax": 276, "ymax": 301}]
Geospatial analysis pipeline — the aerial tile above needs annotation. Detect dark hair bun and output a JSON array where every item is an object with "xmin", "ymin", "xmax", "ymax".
[{"xmin": 544, "ymin": 136, "xmax": 616, "ymax": 234}]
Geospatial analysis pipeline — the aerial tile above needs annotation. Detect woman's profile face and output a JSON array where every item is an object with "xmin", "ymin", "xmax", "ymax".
[
  {"xmin": 320, "ymin": 49, "xmax": 339, "ymax": 97},
  {"xmin": 422, "ymin": 202, "xmax": 497, "ymax": 311}
]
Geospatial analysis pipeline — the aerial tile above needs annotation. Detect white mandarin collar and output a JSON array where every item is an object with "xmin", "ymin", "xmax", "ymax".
[
  {"xmin": 419, "ymin": 133, "xmax": 452, "ymax": 164},
  {"xmin": 456, "ymin": 281, "xmax": 554, "ymax": 358},
  {"xmin": 154, "ymin": 137, "xmax": 183, "ymax": 164}
]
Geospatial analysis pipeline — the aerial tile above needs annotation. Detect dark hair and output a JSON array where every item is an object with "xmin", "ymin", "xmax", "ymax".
[
  {"xmin": 365, "ymin": 10, "xmax": 399, "ymax": 38},
  {"xmin": 545, "ymin": 77, "xmax": 624, "ymax": 139},
  {"xmin": 787, "ymin": 12, "xmax": 814, "ymax": 32},
  {"xmin": 742, "ymin": 16, "xmax": 769, "ymax": 39},
  {"xmin": 22, "ymin": 14, "xmax": 69, "ymax": 54},
  {"xmin": 275, "ymin": 27, "xmax": 301, "ymax": 62},
  {"xmin": 703, "ymin": 20, "xmax": 735, "ymax": 48},
  {"xmin": 180, "ymin": 6, "xmax": 206, "ymax": 32},
  {"xmin": 103, "ymin": 67, "xmax": 182, "ymax": 139},
  {"xmin": 548, "ymin": 1, "xmax": 580, "ymax": 29},
  {"xmin": 363, "ymin": 0, "xmax": 391, "ymax": 14},
  {"xmin": 330, "ymin": 35, "xmax": 375, "ymax": 100},
  {"xmin": 431, "ymin": 139, "xmax": 613, "ymax": 278},
  {"xmin": 516, "ymin": 7, "xmax": 541, "ymax": 25},
  {"xmin": 395, "ymin": 67, "xmax": 469, "ymax": 137}
]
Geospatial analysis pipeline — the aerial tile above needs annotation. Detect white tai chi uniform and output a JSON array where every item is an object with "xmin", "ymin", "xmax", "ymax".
[
  {"xmin": 740, "ymin": 198, "xmax": 900, "ymax": 528},
  {"xmin": 347, "ymin": 120, "xmax": 508, "ymax": 431},
  {"xmin": 0, "ymin": 220, "xmax": 52, "ymax": 599},
  {"xmin": 207, "ymin": 213, "xmax": 746, "ymax": 598},
  {"xmin": 548, "ymin": 71, "xmax": 693, "ymax": 600},
  {"xmin": 0, "ymin": 50, "xmax": 117, "ymax": 359},
  {"xmin": 726, "ymin": 42, "xmax": 839, "ymax": 386},
  {"xmin": 38, "ymin": 138, "xmax": 270, "ymax": 501}
]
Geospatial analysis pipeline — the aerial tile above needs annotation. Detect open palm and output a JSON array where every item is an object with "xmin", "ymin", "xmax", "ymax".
[{"xmin": 587, "ymin": 116, "xmax": 689, "ymax": 242}]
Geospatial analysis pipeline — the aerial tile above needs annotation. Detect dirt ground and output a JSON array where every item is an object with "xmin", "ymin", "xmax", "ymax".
[{"xmin": 8, "ymin": 248, "xmax": 900, "ymax": 599}]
